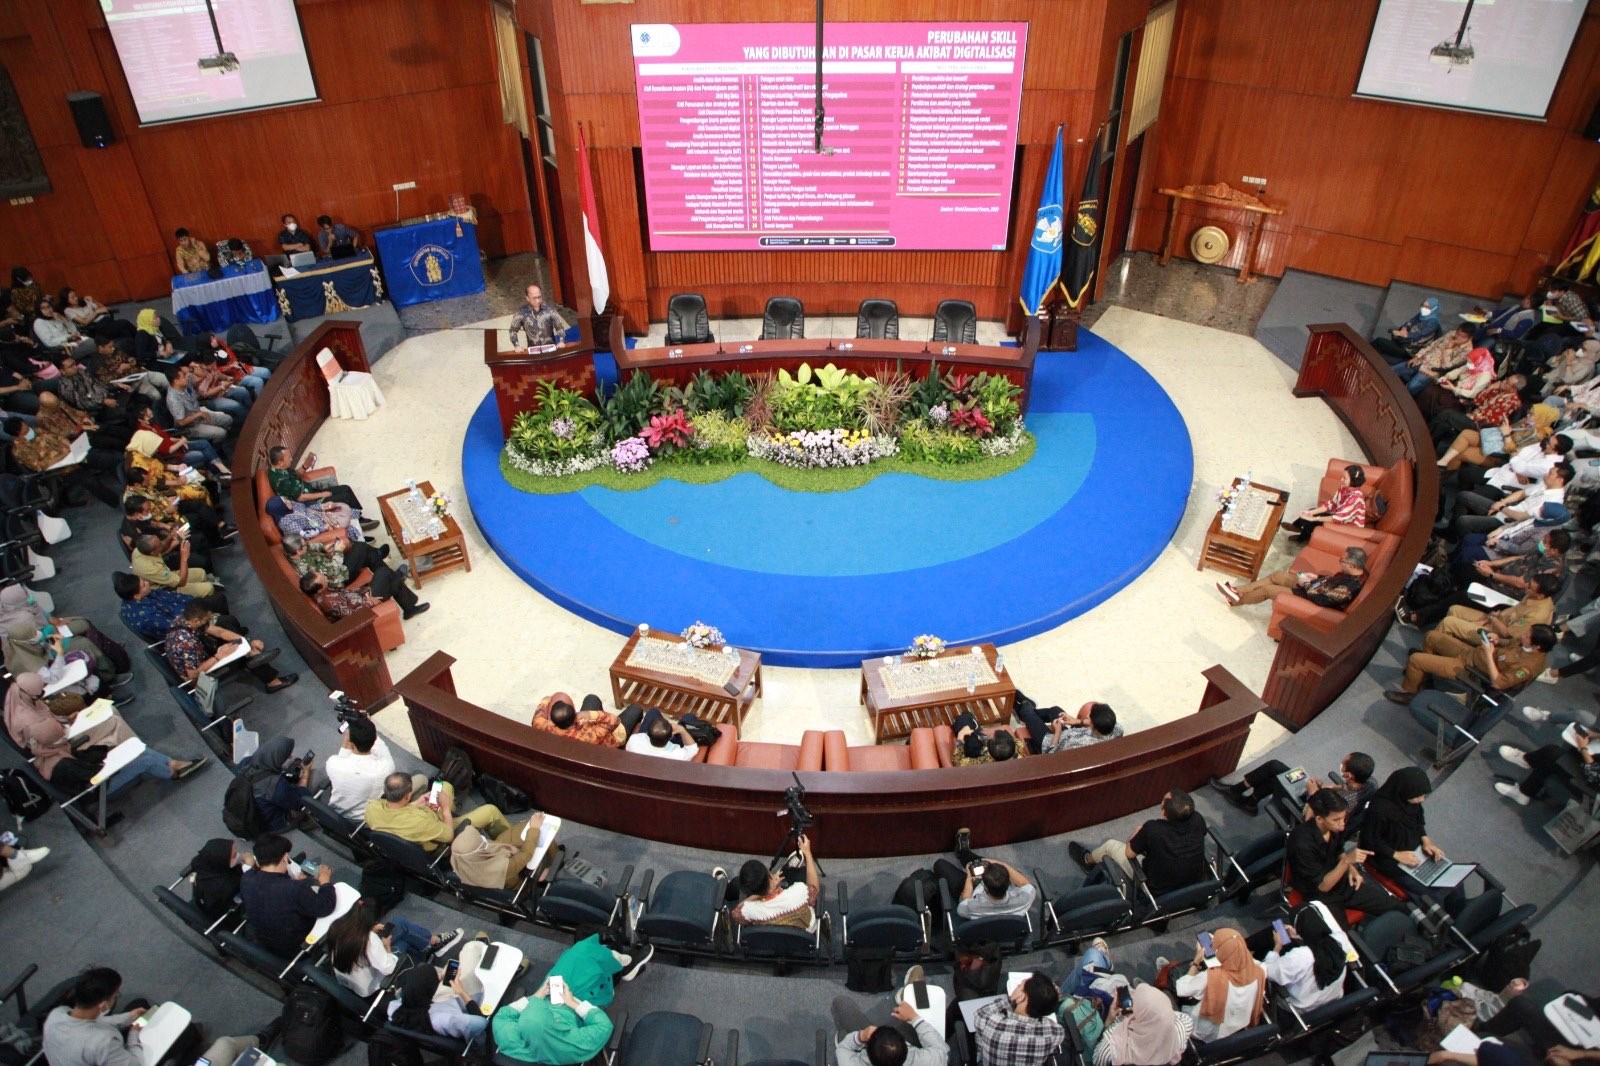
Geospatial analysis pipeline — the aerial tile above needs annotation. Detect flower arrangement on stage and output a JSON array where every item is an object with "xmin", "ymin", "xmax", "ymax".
[
  {"xmin": 502, "ymin": 363, "xmax": 1034, "ymax": 489},
  {"xmin": 680, "ymin": 621, "xmax": 724, "ymax": 649},
  {"xmin": 909, "ymin": 634, "xmax": 947, "ymax": 658}
]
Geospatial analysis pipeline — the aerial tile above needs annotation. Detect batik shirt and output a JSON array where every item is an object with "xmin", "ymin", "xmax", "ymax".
[
  {"xmin": 277, "ymin": 500, "xmax": 332, "ymax": 540},
  {"xmin": 290, "ymin": 545, "xmax": 349, "ymax": 587},
  {"xmin": 507, "ymin": 303, "xmax": 566, "ymax": 348},
  {"xmin": 120, "ymin": 589, "xmax": 193, "ymax": 643}
]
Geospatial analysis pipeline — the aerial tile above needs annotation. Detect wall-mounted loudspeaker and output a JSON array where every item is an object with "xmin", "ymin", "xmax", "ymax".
[{"xmin": 66, "ymin": 91, "xmax": 114, "ymax": 148}]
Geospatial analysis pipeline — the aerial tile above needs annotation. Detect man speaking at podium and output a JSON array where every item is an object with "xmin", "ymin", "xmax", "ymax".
[{"xmin": 508, "ymin": 285, "xmax": 567, "ymax": 352}]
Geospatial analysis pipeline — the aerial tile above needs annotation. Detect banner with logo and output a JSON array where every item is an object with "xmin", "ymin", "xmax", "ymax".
[{"xmin": 372, "ymin": 217, "xmax": 487, "ymax": 308}]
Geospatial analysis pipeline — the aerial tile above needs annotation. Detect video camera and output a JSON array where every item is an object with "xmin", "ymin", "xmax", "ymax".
[
  {"xmin": 781, "ymin": 771, "xmax": 813, "ymax": 832},
  {"xmin": 330, "ymin": 689, "xmax": 368, "ymax": 729}
]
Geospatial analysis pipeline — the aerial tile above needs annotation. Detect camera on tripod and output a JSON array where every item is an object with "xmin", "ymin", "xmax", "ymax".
[
  {"xmin": 329, "ymin": 689, "xmax": 368, "ymax": 729},
  {"xmin": 782, "ymin": 772, "xmax": 813, "ymax": 832}
]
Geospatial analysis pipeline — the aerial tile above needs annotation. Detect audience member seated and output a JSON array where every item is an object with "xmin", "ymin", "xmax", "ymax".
[
  {"xmin": 1371, "ymin": 297, "xmax": 1442, "ymax": 364},
  {"xmin": 1095, "ymin": 983, "xmax": 1192, "ymax": 1066},
  {"xmin": 619, "ymin": 706, "xmax": 698, "ymax": 761},
  {"xmin": 1384, "ymin": 623, "xmax": 1554, "ymax": 705},
  {"xmin": 132, "ymin": 310, "xmax": 180, "ymax": 366},
  {"xmin": 364, "ymin": 773, "xmax": 511, "ymax": 853},
  {"xmin": 267, "ymin": 495, "xmax": 357, "ymax": 548},
  {"xmin": 239, "ymin": 832, "xmax": 338, "ymax": 958},
  {"xmin": 5, "ymin": 416, "xmax": 121, "ymax": 507},
  {"xmin": 1280, "ymin": 464, "xmax": 1368, "ymax": 542},
  {"xmin": 122, "ymin": 497, "xmax": 212, "ymax": 572},
  {"xmin": 203, "ymin": 334, "xmax": 269, "ymax": 399},
  {"xmin": 188, "ymin": 360, "xmax": 250, "ymax": 421},
  {"xmin": 124, "ymin": 466, "xmax": 234, "ymax": 551},
  {"xmin": 217, "ymin": 238, "xmax": 253, "ymax": 268},
  {"xmin": 0, "ymin": 837, "xmax": 50, "ymax": 891},
  {"xmin": 238, "ymin": 737, "xmax": 315, "ymax": 832},
  {"xmin": 266, "ymin": 444, "xmax": 373, "ymax": 519},
  {"xmin": 9, "ymin": 267, "xmax": 40, "ymax": 319},
  {"xmin": 1543, "ymin": 340, "xmax": 1599, "ymax": 395},
  {"xmin": 112, "ymin": 574, "xmax": 235, "ymax": 643},
  {"xmin": 164, "ymin": 601, "xmax": 299, "ymax": 694},
  {"xmin": 4, "ymin": 671, "xmax": 204, "ymax": 795},
  {"xmin": 1211, "ymin": 751, "xmax": 1376, "ymax": 819},
  {"xmin": 324, "ymin": 716, "xmax": 396, "ymax": 818},
  {"xmin": 731, "ymin": 833, "xmax": 821, "ymax": 931},
  {"xmin": 326, "ymin": 897, "xmax": 462, "ymax": 997},
  {"xmin": 42, "ymin": 967, "xmax": 156, "ymax": 1066},
  {"xmin": 1494, "ymin": 725, "xmax": 1599, "ymax": 806},
  {"xmin": 0, "ymin": 584, "xmax": 129, "ymax": 687},
  {"xmin": 387, "ymin": 949, "xmax": 496, "ymax": 1045},
  {"xmin": 1473, "ymin": 985, "xmax": 1598, "ymax": 1059},
  {"xmin": 1465, "ymin": 530, "xmax": 1568, "ymax": 601},
  {"xmin": 1155, "ymin": 928, "xmax": 1265, "ymax": 1042},
  {"xmin": 4, "ymin": 621, "xmax": 115, "ymax": 704},
  {"xmin": 1428, "ymin": 374, "xmax": 1529, "ymax": 455},
  {"xmin": 1530, "ymin": 281, "xmax": 1596, "ymax": 348},
  {"xmin": 186, "ymin": 838, "xmax": 247, "ymax": 921},
  {"xmin": 492, "ymin": 934, "xmax": 651, "ymax": 1065},
  {"xmin": 929, "ymin": 829, "xmax": 1035, "ymax": 920},
  {"xmin": 30, "ymin": 296, "xmax": 96, "ymax": 359},
  {"xmin": 1471, "ymin": 297, "xmax": 1539, "ymax": 349},
  {"xmin": 165, "ymin": 365, "xmax": 232, "ymax": 445},
  {"xmin": 1219, "ymin": 545, "xmax": 1367, "ymax": 612},
  {"xmin": 1450, "ymin": 464, "xmax": 1573, "ymax": 538},
  {"xmin": 127, "ymin": 409, "xmax": 230, "ymax": 480},
  {"xmin": 1392, "ymin": 325, "xmax": 1475, "ymax": 395},
  {"xmin": 283, "ymin": 532, "xmax": 423, "ymax": 620},
  {"xmin": 1436, "ymin": 406, "xmax": 1560, "ymax": 473},
  {"xmin": 1286, "ymin": 791, "xmax": 1405, "ymax": 921},
  {"xmin": 1068, "ymin": 789, "xmax": 1209, "ymax": 893},
  {"xmin": 301, "ymin": 570, "xmax": 429, "ymax": 623},
  {"xmin": 531, "ymin": 692, "xmax": 623, "ymax": 747},
  {"xmin": 174, "ymin": 229, "xmax": 210, "ymax": 274},
  {"xmin": 316, "ymin": 215, "xmax": 361, "ymax": 258},
  {"xmin": 450, "ymin": 815, "xmax": 548, "ymax": 892},
  {"xmin": 831, "ymin": 963, "xmax": 947, "ymax": 1066},
  {"xmin": 949, "ymin": 710, "xmax": 1026, "ymax": 765},
  {"xmin": 55, "ymin": 354, "xmax": 129, "ymax": 424},
  {"xmin": 1359, "ymin": 767, "xmax": 1461, "ymax": 907},
  {"xmin": 1423, "ymin": 573, "xmax": 1557, "ymax": 661},
  {"xmin": 1259, "ymin": 901, "xmax": 1355, "ymax": 1011},
  {"xmin": 1415, "ymin": 346, "xmax": 1498, "ymax": 421},
  {"xmin": 972, "ymin": 974, "xmax": 1063, "ymax": 1066}
]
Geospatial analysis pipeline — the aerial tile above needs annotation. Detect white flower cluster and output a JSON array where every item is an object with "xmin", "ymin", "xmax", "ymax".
[
  {"xmin": 746, "ymin": 429, "xmax": 899, "ymax": 469},
  {"xmin": 978, "ymin": 421, "xmax": 1027, "ymax": 458},
  {"xmin": 504, "ymin": 444, "xmax": 610, "ymax": 478}
]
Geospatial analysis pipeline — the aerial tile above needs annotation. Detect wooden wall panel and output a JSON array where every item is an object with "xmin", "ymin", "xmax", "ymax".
[
  {"xmin": 0, "ymin": 0, "xmax": 536, "ymax": 304},
  {"xmin": 1133, "ymin": 0, "xmax": 1600, "ymax": 299}
]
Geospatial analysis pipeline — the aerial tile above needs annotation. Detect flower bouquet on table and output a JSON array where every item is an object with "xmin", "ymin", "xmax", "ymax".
[
  {"xmin": 429, "ymin": 491, "xmax": 452, "ymax": 518},
  {"xmin": 909, "ymin": 634, "xmax": 946, "ymax": 659},
  {"xmin": 680, "ymin": 621, "xmax": 724, "ymax": 650}
]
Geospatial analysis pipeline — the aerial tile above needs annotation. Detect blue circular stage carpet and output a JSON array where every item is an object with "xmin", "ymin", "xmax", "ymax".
[{"xmin": 462, "ymin": 329, "xmax": 1192, "ymax": 667}]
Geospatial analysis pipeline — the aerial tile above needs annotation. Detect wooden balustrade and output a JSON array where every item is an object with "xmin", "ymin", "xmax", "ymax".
[{"xmin": 1262, "ymin": 325, "xmax": 1439, "ymax": 729}]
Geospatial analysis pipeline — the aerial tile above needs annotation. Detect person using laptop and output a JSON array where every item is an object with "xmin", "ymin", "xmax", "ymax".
[
  {"xmin": 315, "ymin": 216, "xmax": 360, "ymax": 259},
  {"xmin": 277, "ymin": 214, "xmax": 314, "ymax": 257},
  {"xmin": 1358, "ymin": 768, "xmax": 1464, "ymax": 907}
]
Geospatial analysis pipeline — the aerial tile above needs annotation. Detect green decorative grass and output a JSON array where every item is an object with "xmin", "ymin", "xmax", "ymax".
[{"xmin": 500, "ymin": 434, "xmax": 1036, "ymax": 495}]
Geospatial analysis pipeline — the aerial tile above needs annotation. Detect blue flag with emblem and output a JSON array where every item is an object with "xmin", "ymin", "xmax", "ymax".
[{"xmin": 1019, "ymin": 126, "xmax": 1066, "ymax": 316}]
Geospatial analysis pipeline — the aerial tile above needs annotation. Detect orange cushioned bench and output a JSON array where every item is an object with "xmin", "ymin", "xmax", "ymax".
[
  {"xmin": 821, "ymin": 727, "xmax": 945, "ymax": 771},
  {"xmin": 698, "ymin": 724, "xmax": 826, "ymax": 772},
  {"xmin": 253, "ymin": 467, "xmax": 405, "ymax": 652}
]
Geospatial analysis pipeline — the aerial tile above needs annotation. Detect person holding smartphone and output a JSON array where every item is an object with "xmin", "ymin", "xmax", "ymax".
[
  {"xmin": 237, "ymin": 833, "xmax": 338, "ymax": 959},
  {"xmin": 1495, "ymin": 722, "xmax": 1600, "ymax": 807},
  {"xmin": 1096, "ymin": 983, "xmax": 1191, "ymax": 1066},
  {"xmin": 831, "ymin": 963, "xmax": 948, "ymax": 1066},
  {"xmin": 41, "ymin": 967, "xmax": 153, "ymax": 1066},
  {"xmin": 1158, "ymin": 927, "xmax": 1265, "ymax": 1042},
  {"xmin": 971, "ymin": 974, "xmax": 1063, "ymax": 1066},
  {"xmin": 492, "ymin": 935, "xmax": 651, "ymax": 1065},
  {"xmin": 326, "ymin": 899, "xmax": 463, "ymax": 998},
  {"xmin": 1257, "ymin": 902, "xmax": 1354, "ymax": 1011}
]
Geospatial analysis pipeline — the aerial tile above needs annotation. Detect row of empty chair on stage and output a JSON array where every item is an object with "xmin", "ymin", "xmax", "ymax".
[{"xmin": 664, "ymin": 294, "xmax": 980, "ymax": 346}]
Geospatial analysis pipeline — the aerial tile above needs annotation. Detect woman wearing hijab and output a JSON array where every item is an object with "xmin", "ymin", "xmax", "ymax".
[
  {"xmin": 1259, "ymin": 901, "xmax": 1354, "ymax": 1011},
  {"xmin": 188, "ymin": 838, "xmax": 248, "ymax": 921},
  {"xmin": 1372, "ymin": 297, "xmax": 1443, "ymax": 364},
  {"xmin": 240, "ymin": 735, "xmax": 313, "ymax": 832},
  {"xmin": 132, "ymin": 309, "xmax": 179, "ymax": 366},
  {"xmin": 1094, "ymin": 983, "xmax": 1192, "ymax": 1066},
  {"xmin": 125, "ymin": 421, "xmax": 228, "ymax": 495},
  {"xmin": 326, "ymin": 898, "xmax": 461, "ymax": 998},
  {"xmin": 3, "ymin": 672, "xmax": 204, "ymax": 794},
  {"xmin": 1169, "ymin": 927, "xmax": 1266, "ymax": 1042},
  {"xmin": 1436, "ymin": 402, "xmax": 1560, "ymax": 470},
  {"xmin": 450, "ymin": 815, "xmax": 545, "ymax": 891},
  {"xmin": 1429, "ymin": 374, "xmax": 1531, "ymax": 454},
  {"xmin": 0, "ymin": 585, "xmax": 127, "ymax": 682},
  {"xmin": 387, "ymin": 957, "xmax": 491, "ymax": 1044},
  {"xmin": 6, "ymin": 622, "xmax": 104, "ymax": 708},
  {"xmin": 1417, "ymin": 346, "xmax": 1498, "ymax": 421},
  {"xmin": 1360, "ymin": 767, "xmax": 1458, "ymax": 905},
  {"xmin": 493, "ymin": 935, "xmax": 649, "ymax": 1065}
]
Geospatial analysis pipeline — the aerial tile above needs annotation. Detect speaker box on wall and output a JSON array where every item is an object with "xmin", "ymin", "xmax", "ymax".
[{"xmin": 66, "ymin": 91, "xmax": 113, "ymax": 148}]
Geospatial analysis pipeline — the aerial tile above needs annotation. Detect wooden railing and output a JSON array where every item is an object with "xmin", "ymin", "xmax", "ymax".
[
  {"xmin": 229, "ymin": 321, "xmax": 396, "ymax": 710},
  {"xmin": 1262, "ymin": 324, "xmax": 1439, "ymax": 728},
  {"xmin": 397, "ymin": 655, "xmax": 1264, "ymax": 857}
]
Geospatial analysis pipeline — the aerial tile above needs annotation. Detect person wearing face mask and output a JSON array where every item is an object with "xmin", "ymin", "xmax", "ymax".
[
  {"xmin": 9, "ymin": 267, "xmax": 40, "ymax": 320},
  {"xmin": 277, "ymin": 214, "xmax": 313, "ymax": 256},
  {"xmin": 1371, "ymin": 297, "xmax": 1443, "ymax": 364}
]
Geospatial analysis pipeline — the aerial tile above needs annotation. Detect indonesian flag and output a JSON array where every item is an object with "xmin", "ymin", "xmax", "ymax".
[{"xmin": 576, "ymin": 125, "xmax": 610, "ymax": 314}]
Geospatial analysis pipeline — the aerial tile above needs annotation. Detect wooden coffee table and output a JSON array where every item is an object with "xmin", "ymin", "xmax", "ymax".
[
  {"xmin": 860, "ymin": 643, "xmax": 1016, "ymax": 743},
  {"xmin": 1198, "ymin": 480, "xmax": 1289, "ymax": 580},
  {"xmin": 608, "ymin": 628, "xmax": 763, "ymax": 729},
  {"xmin": 377, "ymin": 479, "xmax": 472, "ymax": 589}
]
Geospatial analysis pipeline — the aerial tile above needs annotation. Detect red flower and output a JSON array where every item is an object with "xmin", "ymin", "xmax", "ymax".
[
  {"xmin": 641, "ymin": 410, "xmax": 693, "ymax": 450},
  {"xmin": 948, "ymin": 405, "xmax": 994, "ymax": 437}
]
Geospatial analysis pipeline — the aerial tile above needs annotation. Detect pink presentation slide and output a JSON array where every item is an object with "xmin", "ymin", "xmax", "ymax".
[{"xmin": 632, "ymin": 22, "xmax": 1029, "ymax": 252}]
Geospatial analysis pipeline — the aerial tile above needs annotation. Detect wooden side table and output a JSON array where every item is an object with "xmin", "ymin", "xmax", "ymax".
[
  {"xmin": 1198, "ymin": 481, "xmax": 1289, "ymax": 580},
  {"xmin": 377, "ymin": 479, "xmax": 472, "ymax": 589},
  {"xmin": 608, "ymin": 628, "xmax": 763, "ymax": 730},
  {"xmin": 860, "ymin": 644, "xmax": 1016, "ymax": 742}
]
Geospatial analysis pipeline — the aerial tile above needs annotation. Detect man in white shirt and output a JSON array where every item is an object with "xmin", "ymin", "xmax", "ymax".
[
  {"xmin": 324, "ymin": 717, "xmax": 397, "ymax": 817},
  {"xmin": 1455, "ymin": 462, "xmax": 1572, "ymax": 537},
  {"xmin": 622, "ymin": 712, "xmax": 698, "ymax": 761},
  {"xmin": 1477, "ymin": 434, "xmax": 1572, "ymax": 494}
]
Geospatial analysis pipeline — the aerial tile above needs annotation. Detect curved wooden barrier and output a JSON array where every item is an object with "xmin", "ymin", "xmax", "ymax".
[
  {"xmin": 398, "ymin": 654, "xmax": 1265, "ymax": 857},
  {"xmin": 229, "ymin": 321, "xmax": 396, "ymax": 710},
  {"xmin": 1263, "ymin": 324, "xmax": 1440, "ymax": 729}
]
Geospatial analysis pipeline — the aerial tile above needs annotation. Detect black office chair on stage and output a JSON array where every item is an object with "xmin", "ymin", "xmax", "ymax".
[
  {"xmin": 666, "ymin": 293, "xmax": 714, "ymax": 345},
  {"xmin": 761, "ymin": 297, "xmax": 805, "ymax": 340},
  {"xmin": 932, "ymin": 299, "xmax": 978, "ymax": 344},
  {"xmin": 855, "ymin": 299, "xmax": 899, "ymax": 339}
]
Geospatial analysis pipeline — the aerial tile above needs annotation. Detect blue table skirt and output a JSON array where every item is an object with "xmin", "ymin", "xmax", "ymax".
[
  {"xmin": 171, "ymin": 260, "xmax": 280, "ymax": 334},
  {"xmin": 273, "ymin": 252, "xmax": 383, "ymax": 321},
  {"xmin": 373, "ymin": 217, "xmax": 485, "ymax": 308}
]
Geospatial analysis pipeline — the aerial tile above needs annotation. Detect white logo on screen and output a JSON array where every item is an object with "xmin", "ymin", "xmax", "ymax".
[{"xmin": 632, "ymin": 25, "xmax": 682, "ymax": 58}]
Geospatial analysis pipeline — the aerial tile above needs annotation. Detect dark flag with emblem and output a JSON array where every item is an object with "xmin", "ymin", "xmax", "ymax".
[
  {"xmin": 1061, "ymin": 126, "xmax": 1106, "ymax": 310},
  {"xmin": 1555, "ymin": 181, "xmax": 1600, "ymax": 285}
]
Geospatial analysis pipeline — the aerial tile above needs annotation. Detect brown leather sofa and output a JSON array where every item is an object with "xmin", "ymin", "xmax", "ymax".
[
  {"xmin": 699, "ymin": 724, "xmax": 826, "ymax": 771},
  {"xmin": 253, "ymin": 467, "xmax": 405, "ymax": 651},
  {"xmin": 1267, "ymin": 458, "xmax": 1413, "ymax": 640},
  {"xmin": 822, "ymin": 727, "xmax": 945, "ymax": 771}
]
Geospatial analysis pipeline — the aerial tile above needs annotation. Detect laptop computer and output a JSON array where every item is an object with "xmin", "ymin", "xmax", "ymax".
[
  {"xmin": 1273, "ymin": 765, "xmax": 1311, "ymax": 806},
  {"xmin": 288, "ymin": 250, "xmax": 316, "ymax": 268},
  {"xmin": 1406, "ymin": 855, "xmax": 1475, "ymax": 889}
]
